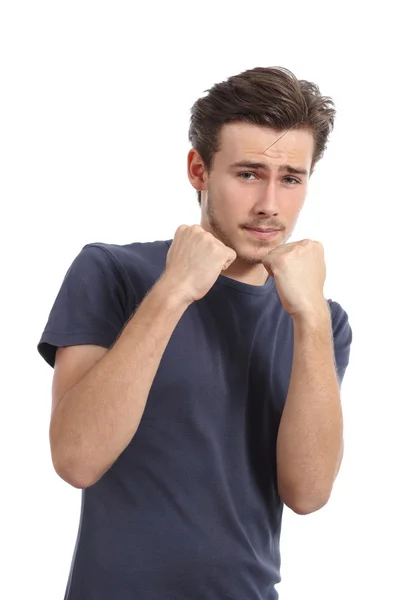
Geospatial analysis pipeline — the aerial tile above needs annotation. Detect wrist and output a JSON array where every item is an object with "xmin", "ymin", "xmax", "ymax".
[
  {"xmin": 156, "ymin": 273, "xmax": 194, "ymax": 309},
  {"xmin": 291, "ymin": 301, "xmax": 331, "ymax": 328}
]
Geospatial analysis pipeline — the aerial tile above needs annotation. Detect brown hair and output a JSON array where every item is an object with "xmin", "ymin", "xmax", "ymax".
[{"xmin": 189, "ymin": 66, "xmax": 336, "ymax": 205}]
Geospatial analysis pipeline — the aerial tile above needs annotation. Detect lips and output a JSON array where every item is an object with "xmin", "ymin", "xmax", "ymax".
[{"xmin": 245, "ymin": 227, "xmax": 280, "ymax": 232}]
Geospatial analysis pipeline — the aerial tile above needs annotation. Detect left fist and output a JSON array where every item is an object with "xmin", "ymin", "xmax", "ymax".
[{"xmin": 263, "ymin": 239, "xmax": 327, "ymax": 317}]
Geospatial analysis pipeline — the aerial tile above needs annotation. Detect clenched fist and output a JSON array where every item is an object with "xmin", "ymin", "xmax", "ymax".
[
  {"xmin": 164, "ymin": 225, "xmax": 237, "ymax": 303},
  {"xmin": 263, "ymin": 239, "xmax": 327, "ymax": 317}
]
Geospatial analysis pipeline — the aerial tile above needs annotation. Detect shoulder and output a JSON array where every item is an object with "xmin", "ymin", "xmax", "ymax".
[
  {"xmin": 82, "ymin": 239, "xmax": 170, "ymax": 274},
  {"xmin": 327, "ymin": 298, "xmax": 352, "ymax": 335},
  {"xmin": 326, "ymin": 298, "xmax": 353, "ymax": 374},
  {"xmin": 79, "ymin": 239, "xmax": 171, "ymax": 301}
]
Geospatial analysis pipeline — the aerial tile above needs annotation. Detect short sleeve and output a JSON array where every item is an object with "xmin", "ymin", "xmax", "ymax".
[
  {"xmin": 328, "ymin": 299, "xmax": 353, "ymax": 388},
  {"xmin": 37, "ymin": 244, "xmax": 128, "ymax": 369}
]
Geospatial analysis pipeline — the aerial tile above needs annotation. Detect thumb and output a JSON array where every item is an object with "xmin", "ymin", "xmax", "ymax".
[{"xmin": 263, "ymin": 259, "xmax": 275, "ymax": 278}]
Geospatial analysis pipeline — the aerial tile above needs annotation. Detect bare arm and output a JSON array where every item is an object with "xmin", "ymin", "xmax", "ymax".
[
  {"xmin": 50, "ymin": 275, "xmax": 190, "ymax": 489},
  {"xmin": 276, "ymin": 306, "xmax": 343, "ymax": 515}
]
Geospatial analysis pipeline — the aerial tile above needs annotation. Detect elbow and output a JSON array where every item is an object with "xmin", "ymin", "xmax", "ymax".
[
  {"xmin": 279, "ymin": 483, "xmax": 331, "ymax": 515},
  {"xmin": 50, "ymin": 439, "xmax": 99, "ymax": 490},
  {"xmin": 289, "ymin": 497, "xmax": 329, "ymax": 515},
  {"xmin": 52, "ymin": 452, "xmax": 96, "ymax": 489},
  {"xmin": 50, "ymin": 423, "xmax": 103, "ymax": 489}
]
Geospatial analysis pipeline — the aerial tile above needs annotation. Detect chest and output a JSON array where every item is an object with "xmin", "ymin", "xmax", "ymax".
[{"xmin": 142, "ymin": 300, "xmax": 294, "ymax": 428}]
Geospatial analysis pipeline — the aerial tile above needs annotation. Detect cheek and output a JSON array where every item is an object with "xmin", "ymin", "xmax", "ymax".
[
  {"xmin": 228, "ymin": 179, "xmax": 257, "ymax": 205},
  {"xmin": 278, "ymin": 195, "xmax": 305, "ymax": 226},
  {"xmin": 219, "ymin": 176, "xmax": 239, "ymax": 196},
  {"xmin": 284, "ymin": 189, "xmax": 306, "ymax": 210},
  {"xmin": 214, "ymin": 179, "xmax": 242, "ymax": 208}
]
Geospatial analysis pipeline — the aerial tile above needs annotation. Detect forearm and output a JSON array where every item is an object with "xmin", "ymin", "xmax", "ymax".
[
  {"xmin": 51, "ymin": 274, "xmax": 191, "ymax": 488},
  {"xmin": 276, "ymin": 304, "xmax": 343, "ymax": 513}
]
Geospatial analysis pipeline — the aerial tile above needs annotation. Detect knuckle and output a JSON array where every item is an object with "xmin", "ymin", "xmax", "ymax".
[{"xmin": 176, "ymin": 224, "xmax": 188, "ymax": 234}]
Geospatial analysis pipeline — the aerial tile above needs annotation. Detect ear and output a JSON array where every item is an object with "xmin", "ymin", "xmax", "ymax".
[{"xmin": 187, "ymin": 149, "xmax": 208, "ymax": 193}]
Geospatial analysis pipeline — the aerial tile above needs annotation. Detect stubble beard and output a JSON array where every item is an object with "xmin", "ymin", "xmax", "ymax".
[{"xmin": 206, "ymin": 191, "xmax": 274, "ymax": 266}]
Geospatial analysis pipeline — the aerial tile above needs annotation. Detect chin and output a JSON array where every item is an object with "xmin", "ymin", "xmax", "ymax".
[{"xmin": 233, "ymin": 244, "xmax": 268, "ymax": 265}]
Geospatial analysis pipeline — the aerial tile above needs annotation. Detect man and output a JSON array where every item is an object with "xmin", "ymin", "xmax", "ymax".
[{"xmin": 37, "ymin": 66, "xmax": 352, "ymax": 599}]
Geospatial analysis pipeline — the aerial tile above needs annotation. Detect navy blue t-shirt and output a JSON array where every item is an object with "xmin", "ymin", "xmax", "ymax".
[{"xmin": 37, "ymin": 239, "xmax": 352, "ymax": 600}]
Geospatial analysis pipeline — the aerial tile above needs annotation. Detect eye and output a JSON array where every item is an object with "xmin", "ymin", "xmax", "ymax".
[
  {"xmin": 284, "ymin": 176, "xmax": 301, "ymax": 185},
  {"xmin": 238, "ymin": 172, "xmax": 257, "ymax": 181},
  {"xmin": 238, "ymin": 173, "xmax": 302, "ymax": 185}
]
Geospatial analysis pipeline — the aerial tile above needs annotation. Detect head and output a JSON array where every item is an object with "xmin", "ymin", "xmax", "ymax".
[{"xmin": 187, "ymin": 66, "xmax": 335, "ymax": 277}]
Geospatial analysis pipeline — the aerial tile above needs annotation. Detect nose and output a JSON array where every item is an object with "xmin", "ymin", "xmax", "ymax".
[{"xmin": 253, "ymin": 181, "xmax": 279, "ymax": 216}]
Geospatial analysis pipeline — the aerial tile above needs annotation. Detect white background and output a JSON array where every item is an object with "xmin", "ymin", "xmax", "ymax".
[{"xmin": 1, "ymin": 1, "xmax": 399, "ymax": 598}]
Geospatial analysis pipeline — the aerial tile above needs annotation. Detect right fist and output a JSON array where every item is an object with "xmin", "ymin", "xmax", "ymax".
[{"xmin": 164, "ymin": 225, "xmax": 237, "ymax": 303}]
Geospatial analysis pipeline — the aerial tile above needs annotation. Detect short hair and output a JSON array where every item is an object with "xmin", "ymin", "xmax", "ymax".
[{"xmin": 189, "ymin": 66, "xmax": 336, "ymax": 205}]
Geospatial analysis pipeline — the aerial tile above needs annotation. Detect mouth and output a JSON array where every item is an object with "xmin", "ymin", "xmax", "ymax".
[
  {"xmin": 245, "ymin": 227, "xmax": 280, "ymax": 232},
  {"xmin": 244, "ymin": 226, "xmax": 281, "ymax": 240}
]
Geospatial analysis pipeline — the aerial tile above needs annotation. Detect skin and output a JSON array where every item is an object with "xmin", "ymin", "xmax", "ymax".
[
  {"xmin": 187, "ymin": 121, "xmax": 315, "ymax": 286},
  {"xmin": 50, "ymin": 121, "xmax": 343, "ymax": 508},
  {"xmin": 188, "ymin": 124, "xmax": 344, "ymax": 514}
]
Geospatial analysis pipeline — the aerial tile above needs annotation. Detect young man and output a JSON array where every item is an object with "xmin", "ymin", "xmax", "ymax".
[{"xmin": 38, "ymin": 66, "xmax": 352, "ymax": 600}]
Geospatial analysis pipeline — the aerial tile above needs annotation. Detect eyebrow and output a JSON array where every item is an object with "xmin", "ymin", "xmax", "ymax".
[{"xmin": 230, "ymin": 160, "xmax": 309, "ymax": 177}]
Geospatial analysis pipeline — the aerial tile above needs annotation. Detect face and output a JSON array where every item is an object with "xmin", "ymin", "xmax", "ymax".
[{"xmin": 188, "ymin": 122, "xmax": 314, "ymax": 280}]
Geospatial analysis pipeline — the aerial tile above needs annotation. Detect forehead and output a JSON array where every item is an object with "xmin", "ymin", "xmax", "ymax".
[{"xmin": 216, "ymin": 122, "xmax": 314, "ymax": 168}]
